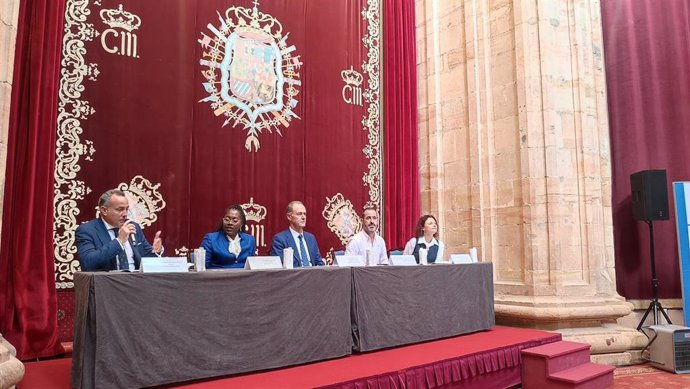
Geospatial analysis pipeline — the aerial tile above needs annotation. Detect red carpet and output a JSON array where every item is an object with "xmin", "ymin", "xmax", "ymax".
[
  {"xmin": 19, "ymin": 326, "xmax": 560, "ymax": 389},
  {"xmin": 613, "ymin": 363, "xmax": 690, "ymax": 388}
]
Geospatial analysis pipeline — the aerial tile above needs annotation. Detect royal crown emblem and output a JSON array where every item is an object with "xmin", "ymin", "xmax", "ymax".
[
  {"xmin": 322, "ymin": 193, "xmax": 362, "ymax": 246},
  {"xmin": 241, "ymin": 197, "xmax": 267, "ymax": 223},
  {"xmin": 99, "ymin": 4, "xmax": 142, "ymax": 59},
  {"xmin": 341, "ymin": 66, "xmax": 363, "ymax": 87},
  {"xmin": 100, "ymin": 4, "xmax": 141, "ymax": 32},
  {"xmin": 241, "ymin": 197, "xmax": 268, "ymax": 249},
  {"xmin": 199, "ymin": 1, "xmax": 301, "ymax": 152},
  {"xmin": 116, "ymin": 176, "xmax": 166, "ymax": 227},
  {"xmin": 341, "ymin": 65, "xmax": 364, "ymax": 106}
]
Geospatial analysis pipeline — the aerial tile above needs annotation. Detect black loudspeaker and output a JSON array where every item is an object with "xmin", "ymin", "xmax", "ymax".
[{"xmin": 630, "ymin": 169, "xmax": 669, "ymax": 221}]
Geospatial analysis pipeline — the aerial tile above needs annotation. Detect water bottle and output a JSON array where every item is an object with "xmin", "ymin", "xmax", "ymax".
[
  {"xmin": 419, "ymin": 248, "xmax": 428, "ymax": 265},
  {"xmin": 194, "ymin": 248, "xmax": 206, "ymax": 272},
  {"xmin": 283, "ymin": 247, "xmax": 294, "ymax": 269}
]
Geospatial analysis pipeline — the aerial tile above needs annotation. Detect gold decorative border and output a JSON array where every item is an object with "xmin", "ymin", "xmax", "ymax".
[
  {"xmin": 54, "ymin": 0, "xmax": 383, "ymax": 288},
  {"xmin": 54, "ymin": 0, "xmax": 98, "ymax": 289},
  {"xmin": 322, "ymin": 0, "xmax": 382, "ymax": 243},
  {"xmin": 362, "ymin": 0, "xmax": 382, "ymax": 221}
]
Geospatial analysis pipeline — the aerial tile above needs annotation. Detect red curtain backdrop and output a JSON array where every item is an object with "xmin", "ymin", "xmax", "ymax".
[
  {"xmin": 0, "ymin": 0, "xmax": 419, "ymax": 355},
  {"xmin": 383, "ymin": 0, "xmax": 419, "ymax": 250},
  {"xmin": 0, "ymin": 0, "xmax": 66, "ymax": 359},
  {"xmin": 602, "ymin": 0, "xmax": 690, "ymax": 299},
  {"xmin": 66, "ymin": 0, "xmax": 374, "ymax": 257}
]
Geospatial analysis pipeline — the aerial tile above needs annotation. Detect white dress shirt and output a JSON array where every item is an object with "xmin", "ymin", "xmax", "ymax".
[
  {"xmin": 289, "ymin": 227, "xmax": 311, "ymax": 266},
  {"xmin": 345, "ymin": 230, "xmax": 389, "ymax": 265},
  {"xmin": 103, "ymin": 220, "xmax": 135, "ymax": 271},
  {"xmin": 227, "ymin": 234, "xmax": 241, "ymax": 256}
]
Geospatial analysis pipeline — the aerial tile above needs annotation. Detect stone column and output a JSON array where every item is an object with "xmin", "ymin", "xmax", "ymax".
[
  {"xmin": 0, "ymin": 0, "xmax": 26, "ymax": 386},
  {"xmin": 0, "ymin": 0, "xmax": 20, "ymax": 235},
  {"xmin": 0, "ymin": 335, "xmax": 23, "ymax": 389},
  {"xmin": 416, "ymin": 0, "xmax": 645, "ymax": 363}
]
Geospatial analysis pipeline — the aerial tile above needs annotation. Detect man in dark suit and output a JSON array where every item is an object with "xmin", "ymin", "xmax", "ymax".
[
  {"xmin": 270, "ymin": 200, "xmax": 324, "ymax": 267},
  {"xmin": 76, "ymin": 189, "xmax": 163, "ymax": 271}
]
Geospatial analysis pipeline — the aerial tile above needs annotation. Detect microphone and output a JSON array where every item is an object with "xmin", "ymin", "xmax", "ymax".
[{"xmin": 125, "ymin": 220, "xmax": 137, "ymax": 246}]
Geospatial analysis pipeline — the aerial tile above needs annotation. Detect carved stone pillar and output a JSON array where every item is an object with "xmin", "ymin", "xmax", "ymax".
[
  {"xmin": 416, "ymin": 0, "xmax": 645, "ymax": 363},
  {"xmin": 0, "ymin": 0, "xmax": 20, "ymax": 235},
  {"xmin": 0, "ymin": 335, "xmax": 23, "ymax": 389}
]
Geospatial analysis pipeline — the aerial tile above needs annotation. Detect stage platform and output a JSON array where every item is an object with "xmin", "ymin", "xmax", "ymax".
[{"xmin": 19, "ymin": 326, "xmax": 560, "ymax": 389}]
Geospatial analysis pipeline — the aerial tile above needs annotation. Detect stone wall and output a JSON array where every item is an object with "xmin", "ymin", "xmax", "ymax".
[
  {"xmin": 415, "ymin": 0, "xmax": 645, "ymax": 363},
  {"xmin": 0, "ymin": 0, "xmax": 19, "ymax": 233}
]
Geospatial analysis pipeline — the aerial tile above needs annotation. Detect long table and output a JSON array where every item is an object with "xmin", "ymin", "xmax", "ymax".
[
  {"xmin": 71, "ymin": 268, "xmax": 353, "ymax": 389},
  {"xmin": 351, "ymin": 263, "xmax": 495, "ymax": 351},
  {"xmin": 71, "ymin": 263, "xmax": 494, "ymax": 389}
]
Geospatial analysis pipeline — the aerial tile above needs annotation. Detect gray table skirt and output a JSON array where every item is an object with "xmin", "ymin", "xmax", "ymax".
[
  {"xmin": 71, "ymin": 268, "xmax": 353, "ymax": 389},
  {"xmin": 71, "ymin": 263, "xmax": 494, "ymax": 389},
  {"xmin": 351, "ymin": 263, "xmax": 495, "ymax": 351}
]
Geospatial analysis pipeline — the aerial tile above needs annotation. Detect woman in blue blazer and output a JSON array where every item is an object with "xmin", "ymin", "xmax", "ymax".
[{"xmin": 201, "ymin": 204, "xmax": 256, "ymax": 269}]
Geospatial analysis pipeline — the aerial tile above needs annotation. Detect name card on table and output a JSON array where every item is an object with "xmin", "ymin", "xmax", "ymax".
[
  {"xmin": 334, "ymin": 255, "xmax": 365, "ymax": 267},
  {"xmin": 450, "ymin": 254, "xmax": 475, "ymax": 264},
  {"xmin": 389, "ymin": 255, "xmax": 418, "ymax": 266},
  {"xmin": 244, "ymin": 256, "xmax": 283, "ymax": 270},
  {"xmin": 141, "ymin": 257, "xmax": 190, "ymax": 273}
]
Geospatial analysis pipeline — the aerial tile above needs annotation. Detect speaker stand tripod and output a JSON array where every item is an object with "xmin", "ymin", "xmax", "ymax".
[{"xmin": 636, "ymin": 220, "xmax": 672, "ymax": 331}]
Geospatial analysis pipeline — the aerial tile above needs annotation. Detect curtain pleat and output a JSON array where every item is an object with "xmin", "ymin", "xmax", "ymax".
[
  {"xmin": 383, "ymin": 0, "xmax": 419, "ymax": 249},
  {"xmin": 602, "ymin": 0, "xmax": 690, "ymax": 299},
  {"xmin": 0, "ymin": 0, "xmax": 66, "ymax": 359}
]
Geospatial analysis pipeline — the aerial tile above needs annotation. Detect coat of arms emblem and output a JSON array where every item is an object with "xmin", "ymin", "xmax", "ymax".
[
  {"xmin": 199, "ymin": 1, "xmax": 301, "ymax": 152},
  {"xmin": 322, "ymin": 193, "xmax": 362, "ymax": 246}
]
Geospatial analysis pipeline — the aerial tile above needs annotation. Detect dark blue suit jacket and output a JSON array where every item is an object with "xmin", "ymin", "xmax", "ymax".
[
  {"xmin": 75, "ymin": 218, "xmax": 155, "ymax": 271},
  {"xmin": 201, "ymin": 231, "xmax": 256, "ymax": 269},
  {"xmin": 269, "ymin": 229, "xmax": 324, "ymax": 267}
]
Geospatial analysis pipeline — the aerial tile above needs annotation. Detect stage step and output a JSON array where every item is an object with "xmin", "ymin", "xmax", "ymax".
[
  {"xmin": 549, "ymin": 363, "xmax": 615, "ymax": 388},
  {"xmin": 522, "ymin": 341, "xmax": 592, "ymax": 375},
  {"xmin": 521, "ymin": 341, "xmax": 614, "ymax": 389}
]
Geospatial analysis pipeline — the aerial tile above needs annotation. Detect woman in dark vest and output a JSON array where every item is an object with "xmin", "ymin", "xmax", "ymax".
[{"xmin": 403, "ymin": 214, "xmax": 445, "ymax": 263}]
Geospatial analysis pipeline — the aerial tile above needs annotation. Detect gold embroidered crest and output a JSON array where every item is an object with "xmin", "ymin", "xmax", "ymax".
[
  {"xmin": 322, "ymin": 193, "xmax": 362, "ymax": 246},
  {"xmin": 113, "ymin": 176, "xmax": 166, "ymax": 227},
  {"xmin": 198, "ymin": 1, "xmax": 302, "ymax": 152}
]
